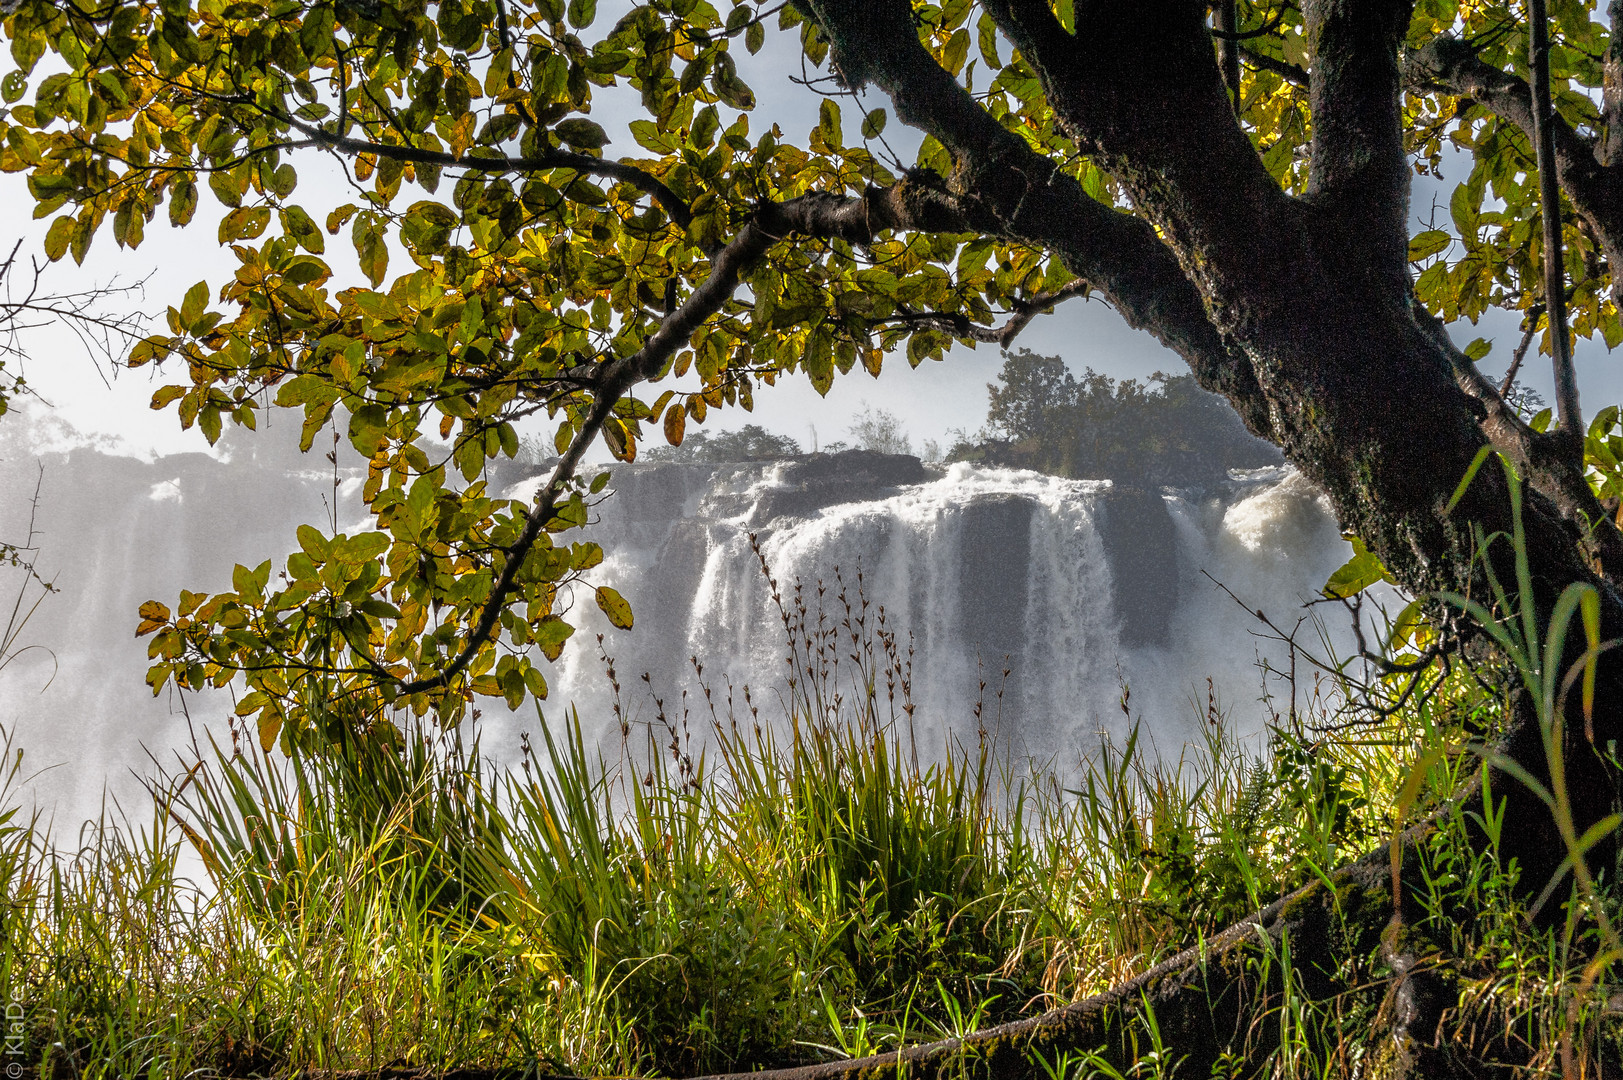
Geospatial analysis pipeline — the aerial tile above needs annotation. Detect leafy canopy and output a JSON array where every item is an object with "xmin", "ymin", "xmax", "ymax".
[{"xmin": 1, "ymin": 0, "xmax": 1619, "ymax": 747}]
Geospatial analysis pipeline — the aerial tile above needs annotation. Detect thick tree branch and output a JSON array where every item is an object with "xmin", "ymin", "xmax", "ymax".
[
  {"xmin": 278, "ymin": 112, "xmax": 695, "ymax": 228},
  {"xmin": 1304, "ymin": 0, "xmax": 1413, "ymax": 291},
  {"xmin": 1406, "ymin": 36, "xmax": 1601, "ymax": 190},
  {"xmin": 1606, "ymin": 0, "xmax": 1623, "ymax": 165},
  {"xmin": 1241, "ymin": 44, "xmax": 1309, "ymax": 86},
  {"xmin": 806, "ymin": 9, "xmax": 1623, "ymax": 807},
  {"xmin": 965, "ymin": 0, "xmax": 1072, "ymax": 75},
  {"xmin": 1415, "ymin": 306, "xmax": 1623, "ymax": 579},
  {"xmin": 978, "ymin": 0, "xmax": 1319, "ymax": 361},
  {"xmin": 1216, "ymin": 0, "xmax": 1241, "ymax": 111},
  {"xmin": 883, "ymin": 280, "xmax": 1093, "ymax": 348}
]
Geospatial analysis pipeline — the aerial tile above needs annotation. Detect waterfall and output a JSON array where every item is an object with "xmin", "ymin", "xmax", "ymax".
[
  {"xmin": 0, "ymin": 414, "xmax": 1365, "ymax": 826},
  {"xmin": 546, "ymin": 455, "xmax": 1358, "ymax": 762}
]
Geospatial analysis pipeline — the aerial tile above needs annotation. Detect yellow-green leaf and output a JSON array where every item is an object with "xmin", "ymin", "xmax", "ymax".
[
  {"xmin": 1408, "ymin": 229, "xmax": 1452, "ymax": 262},
  {"xmin": 1322, "ymin": 536, "xmax": 1393, "ymax": 599},
  {"xmin": 595, "ymin": 585, "xmax": 632, "ymax": 629}
]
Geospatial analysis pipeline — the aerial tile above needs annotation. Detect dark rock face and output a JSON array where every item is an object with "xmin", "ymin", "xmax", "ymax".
[
  {"xmin": 745, "ymin": 451, "xmax": 931, "ymax": 524},
  {"xmin": 639, "ymin": 517, "xmax": 714, "ymax": 681},
  {"xmin": 1096, "ymin": 486, "xmax": 1180, "ymax": 648},
  {"xmin": 958, "ymin": 494, "xmax": 1034, "ymax": 665}
]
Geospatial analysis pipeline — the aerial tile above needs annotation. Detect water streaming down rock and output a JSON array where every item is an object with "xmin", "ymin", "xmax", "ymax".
[
  {"xmin": 543, "ymin": 453, "xmax": 1358, "ymax": 761},
  {"xmin": 0, "ymin": 417, "xmax": 368, "ymax": 827},
  {"xmin": 0, "ymin": 413, "xmax": 1364, "ymax": 826}
]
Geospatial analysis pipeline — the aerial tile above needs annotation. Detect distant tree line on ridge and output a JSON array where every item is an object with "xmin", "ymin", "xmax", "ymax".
[
  {"xmin": 946, "ymin": 350, "xmax": 1281, "ymax": 487},
  {"xmin": 510, "ymin": 351, "xmax": 1277, "ymax": 486}
]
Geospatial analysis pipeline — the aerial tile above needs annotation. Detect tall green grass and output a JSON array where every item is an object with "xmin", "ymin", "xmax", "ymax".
[{"xmin": 2, "ymin": 556, "xmax": 1607, "ymax": 1076}]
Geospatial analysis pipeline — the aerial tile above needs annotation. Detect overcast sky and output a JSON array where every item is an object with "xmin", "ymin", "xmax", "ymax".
[{"xmin": 0, "ymin": 11, "xmax": 1617, "ymax": 461}]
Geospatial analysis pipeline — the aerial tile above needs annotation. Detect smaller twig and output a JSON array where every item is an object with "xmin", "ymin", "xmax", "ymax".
[
  {"xmin": 1498, "ymin": 313, "xmax": 1541, "ymax": 399},
  {"xmin": 493, "ymin": 0, "xmax": 512, "ymax": 50},
  {"xmin": 1240, "ymin": 45, "xmax": 1309, "ymax": 87},
  {"xmin": 1528, "ymin": 0, "xmax": 1582, "ymax": 446},
  {"xmin": 1210, "ymin": 2, "xmax": 1292, "ymax": 41},
  {"xmin": 885, "ymin": 279, "xmax": 1092, "ymax": 347}
]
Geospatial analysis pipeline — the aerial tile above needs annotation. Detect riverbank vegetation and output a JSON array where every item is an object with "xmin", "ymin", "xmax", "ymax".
[{"xmin": 5, "ymin": 554, "xmax": 1619, "ymax": 1078}]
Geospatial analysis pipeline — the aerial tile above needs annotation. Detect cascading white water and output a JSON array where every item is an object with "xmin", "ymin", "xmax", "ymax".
[
  {"xmin": 0, "ymin": 410, "xmax": 1367, "ymax": 827},
  {"xmin": 546, "ymin": 456, "xmax": 1360, "ymax": 764}
]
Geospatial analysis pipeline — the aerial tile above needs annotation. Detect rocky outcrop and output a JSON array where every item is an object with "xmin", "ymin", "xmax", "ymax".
[
  {"xmin": 1096, "ymin": 485, "xmax": 1179, "ymax": 648},
  {"xmin": 742, "ymin": 451, "xmax": 931, "ymax": 524},
  {"xmin": 958, "ymin": 494, "xmax": 1034, "ymax": 665}
]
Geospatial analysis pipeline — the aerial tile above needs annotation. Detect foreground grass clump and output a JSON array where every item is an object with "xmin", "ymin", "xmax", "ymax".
[{"xmin": 3, "ymin": 572, "xmax": 1619, "ymax": 1076}]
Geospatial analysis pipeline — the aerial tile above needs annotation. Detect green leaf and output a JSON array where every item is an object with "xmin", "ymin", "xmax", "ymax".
[
  {"xmin": 595, "ymin": 584, "xmax": 633, "ymax": 629},
  {"xmin": 43, "ymin": 216, "xmax": 72, "ymax": 262},
  {"xmin": 180, "ymin": 281, "xmax": 209, "ymax": 329},
  {"xmin": 269, "ymin": 163, "xmax": 297, "ymax": 197},
  {"xmin": 281, "ymin": 205, "xmax": 325, "ymax": 253},
  {"xmin": 817, "ymin": 98, "xmax": 842, "ymax": 150},
  {"xmin": 977, "ymin": 12, "xmax": 1002, "ymax": 69},
  {"xmin": 940, "ymin": 27, "xmax": 970, "ymax": 76},
  {"xmin": 258, "ymin": 711, "xmax": 282, "ymax": 753},
  {"xmin": 169, "ymin": 180, "xmax": 198, "ymax": 227},
  {"xmin": 1407, "ymin": 229, "xmax": 1452, "ymax": 261},
  {"xmin": 69, "ymin": 214, "xmax": 93, "ymax": 265},
  {"xmin": 296, "ymin": 524, "xmax": 331, "ymax": 563},
  {"xmin": 282, "ymin": 256, "xmax": 329, "ymax": 285},
  {"xmin": 353, "ymin": 215, "xmax": 387, "ymax": 287},
  {"xmin": 327, "ymin": 203, "xmax": 359, "ymax": 234},
  {"xmin": 1450, "ymin": 178, "xmax": 1480, "ymax": 235},
  {"xmin": 349, "ymin": 404, "xmax": 389, "ymax": 456},
  {"xmin": 150, "ymin": 384, "xmax": 186, "ymax": 410},
  {"xmin": 1388, "ymin": 599, "xmax": 1428, "ymax": 650},
  {"xmin": 1322, "ymin": 536, "xmax": 1392, "ymax": 599},
  {"xmin": 218, "ymin": 205, "xmax": 270, "ymax": 243},
  {"xmin": 535, "ymin": 614, "xmax": 574, "ymax": 661},
  {"xmin": 691, "ymin": 105, "xmax": 720, "ymax": 150},
  {"xmin": 554, "ymin": 117, "xmax": 609, "ymax": 150},
  {"xmin": 629, "ymin": 119, "xmax": 675, "ymax": 153}
]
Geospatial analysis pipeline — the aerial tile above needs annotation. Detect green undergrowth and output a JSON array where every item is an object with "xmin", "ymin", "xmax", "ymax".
[{"xmin": 3, "ymin": 569, "xmax": 1620, "ymax": 1076}]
